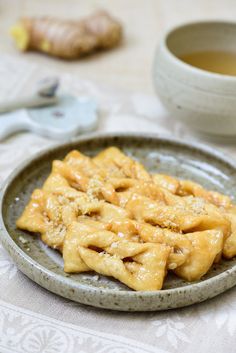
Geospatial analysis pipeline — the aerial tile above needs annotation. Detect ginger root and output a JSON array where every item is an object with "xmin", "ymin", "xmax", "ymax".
[{"xmin": 10, "ymin": 10, "xmax": 122, "ymax": 59}]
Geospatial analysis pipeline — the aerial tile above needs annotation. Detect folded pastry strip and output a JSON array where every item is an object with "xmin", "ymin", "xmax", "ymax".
[
  {"xmin": 65, "ymin": 150, "xmax": 106, "ymax": 179},
  {"xmin": 125, "ymin": 194, "xmax": 230, "ymax": 235},
  {"xmin": 152, "ymin": 174, "xmax": 180, "ymax": 194},
  {"xmin": 93, "ymin": 147, "xmax": 151, "ymax": 180},
  {"xmin": 177, "ymin": 180, "xmax": 232, "ymax": 208},
  {"xmin": 16, "ymin": 189, "xmax": 75, "ymax": 251},
  {"xmin": 162, "ymin": 179, "xmax": 236, "ymax": 258},
  {"xmin": 154, "ymin": 179, "xmax": 236, "ymax": 258},
  {"xmin": 16, "ymin": 189, "xmax": 46, "ymax": 234},
  {"xmin": 174, "ymin": 229, "xmax": 224, "ymax": 281},
  {"xmin": 63, "ymin": 222, "xmax": 92, "ymax": 273},
  {"xmin": 17, "ymin": 173, "xmax": 108, "ymax": 250},
  {"xmin": 66, "ymin": 221, "xmax": 170, "ymax": 291},
  {"xmin": 136, "ymin": 223, "xmax": 191, "ymax": 269},
  {"xmin": 108, "ymin": 178, "xmax": 167, "ymax": 207},
  {"xmin": 52, "ymin": 159, "xmax": 120, "ymax": 205}
]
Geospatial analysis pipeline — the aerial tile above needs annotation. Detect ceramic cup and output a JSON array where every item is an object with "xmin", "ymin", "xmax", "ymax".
[{"xmin": 153, "ymin": 21, "xmax": 236, "ymax": 139}]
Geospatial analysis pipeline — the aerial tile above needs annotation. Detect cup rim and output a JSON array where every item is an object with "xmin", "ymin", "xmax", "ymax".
[{"xmin": 161, "ymin": 20, "xmax": 236, "ymax": 81}]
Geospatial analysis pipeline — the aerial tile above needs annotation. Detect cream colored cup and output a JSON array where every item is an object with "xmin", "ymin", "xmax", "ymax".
[{"xmin": 153, "ymin": 21, "xmax": 236, "ymax": 138}]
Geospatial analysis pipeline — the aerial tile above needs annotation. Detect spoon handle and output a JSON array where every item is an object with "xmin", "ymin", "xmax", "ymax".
[{"xmin": 0, "ymin": 95, "xmax": 58, "ymax": 114}]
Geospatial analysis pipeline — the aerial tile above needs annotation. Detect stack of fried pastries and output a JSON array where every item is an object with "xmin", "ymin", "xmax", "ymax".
[{"xmin": 16, "ymin": 147, "xmax": 236, "ymax": 291}]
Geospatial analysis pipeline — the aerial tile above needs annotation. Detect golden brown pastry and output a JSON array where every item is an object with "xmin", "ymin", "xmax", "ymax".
[
  {"xmin": 16, "ymin": 146, "xmax": 236, "ymax": 291},
  {"xmin": 67, "ymin": 221, "xmax": 170, "ymax": 291}
]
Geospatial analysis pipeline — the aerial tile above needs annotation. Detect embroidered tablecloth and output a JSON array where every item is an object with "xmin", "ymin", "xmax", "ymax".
[{"xmin": 0, "ymin": 55, "xmax": 236, "ymax": 353}]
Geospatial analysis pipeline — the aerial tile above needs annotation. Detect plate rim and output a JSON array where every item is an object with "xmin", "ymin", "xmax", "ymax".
[{"xmin": 1, "ymin": 132, "xmax": 236, "ymax": 311}]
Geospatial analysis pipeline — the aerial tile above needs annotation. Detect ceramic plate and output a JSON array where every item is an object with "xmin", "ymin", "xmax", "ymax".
[{"xmin": 1, "ymin": 133, "xmax": 236, "ymax": 311}]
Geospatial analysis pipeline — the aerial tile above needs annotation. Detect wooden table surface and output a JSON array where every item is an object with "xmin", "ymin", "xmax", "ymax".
[{"xmin": 1, "ymin": 0, "xmax": 236, "ymax": 94}]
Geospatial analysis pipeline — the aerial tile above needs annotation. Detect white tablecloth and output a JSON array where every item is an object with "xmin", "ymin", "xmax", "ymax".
[{"xmin": 0, "ymin": 55, "xmax": 236, "ymax": 353}]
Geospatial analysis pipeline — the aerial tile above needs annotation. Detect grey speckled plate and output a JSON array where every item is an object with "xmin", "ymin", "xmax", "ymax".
[{"xmin": 1, "ymin": 133, "xmax": 236, "ymax": 311}]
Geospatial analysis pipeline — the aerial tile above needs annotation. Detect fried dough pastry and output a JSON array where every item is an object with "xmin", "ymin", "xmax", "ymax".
[
  {"xmin": 174, "ymin": 229, "xmax": 224, "ymax": 281},
  {"xmin": 16, "ymin": 146, "xmax": 236, "ymax": 291},
  {"xmin": 16, "ymin": 189, "xmax": 71, "ymax": 251},
  {"xmin": 93, "ymin": 147, "xmax": 151, "ymax": 180},
  {"xmin": 66, "ymin": 222, "xmax": 170, "ymax": 291},
  {"xmin": 125, "ymin": 194, "xmax": 230, "ymax": 235}
]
